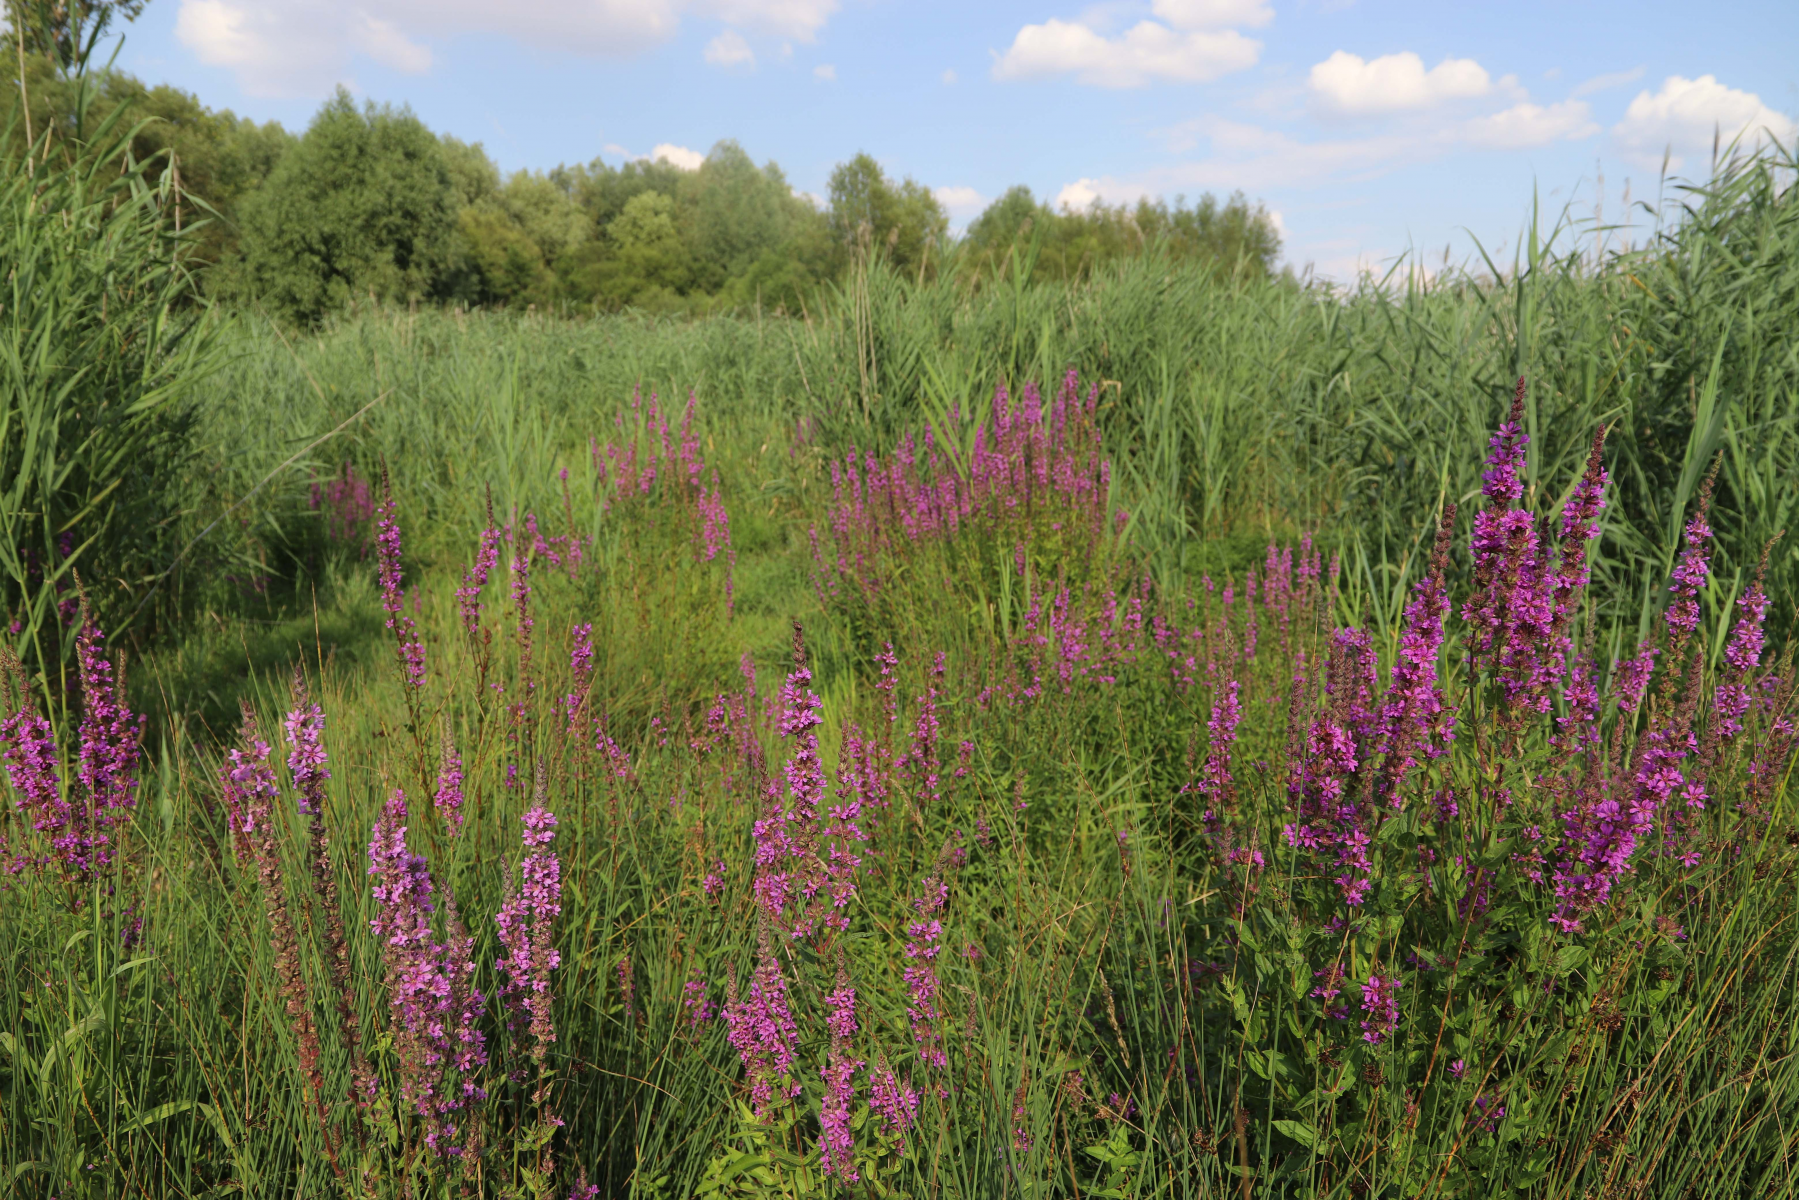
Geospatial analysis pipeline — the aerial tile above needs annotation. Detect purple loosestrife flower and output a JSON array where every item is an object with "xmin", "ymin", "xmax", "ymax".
[
  {"xmin": 1712, "ymin": 547, "xmax": 1774, "ymax": 748},
  {"xmin": 495, "ymin": 802, "xmax": 563, "ymax": 1078},
  {"xmin": 1359, "ymin": 974, "xmax": 1401, "ymax": 1044},
  {"xmin": 1664, "ymin": 468, "xmax": 1717, "ymax": 669},
  {"xmin": 566, "ymin": 623, "xmax": 594, "ymax": 731},
  {"xmin": 1, "ymin": 650, "xmax": 68, "ymax": 877},
  {"xmin": 1613, "ymin": 643, "xmax": 1658, "ymax": 714},
  {"xmin": 1461, "ymin": 381, "xmax": 1559, "ymax": 715},
  {"xmin": 283, "ymin": 675, "xmax": 373, "ymax": 1099},
  {"xmin": 368, "ymin": 790, "xmax": 488, "ymax": 1153},
  {"xmin": 283, "ymin": 692, "xmax": 329, "ymax": 817},
  {"xmin": 1, "ymin": 621, "xmax": 147, "ymax": 881},
  {"xmin": 457, "ymin": 524, "xmax": 502, "ymax": 640},
  {"xmin": 1196, "ymin": 673, "xmax": 1242, "ymax": 815},
  {"xmin": 375, "ymin": 487, "xmax": 427, "ymax": 691},
  {"xmin": 903, "ymin": 874, "xmax": 949, "ymax": 1069},
  {"xmin": 722, "ymin": 931, "xmax": 802, "ymax": 1118},
  {"xmin": 818, "ymin": 966, "xmax": 864, "ymax": 1180},
  {"xmin": 1376, "ymin": 506, "xmax": 1457, "ymax": 804},
  {"xmin": 868, "ymin": 1059, "xmax": 920, "ymax": 1151},
  {"xmin": 683, "ymin": 975, "xmax": 714, "ymax": 1027},
  {"xmin": 75, "ymin": 622, "xmax": 143, "ymax": 846},
  {"xmin": 434, "ymin": 719, "xmax": 465, "ymax": 835},
  {"xmin": 227, "ymin": 709, "xmax": 327, "ymax": 1107},
  {"xmin": 1553, "ymin": 429, "xmax": 1609, "ymax": 622},
  {"xmin": 905, "ymin": 653, "xmax": 947, "ymax": 805},
  {"xmin": 751, "ymin": 625, "xmax": 830, "ymax": 935}
]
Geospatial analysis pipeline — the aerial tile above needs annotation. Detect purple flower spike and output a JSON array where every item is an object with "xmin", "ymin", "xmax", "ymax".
[
  {"xmin": 496, "ymin": 800, "xmax": 563, "ymax": 1071},
  {"xmin": 818, "ymin": 965, "xmax": 864, "ymax": 1180},
  {"xmin": 1359, "ymin": 974, "xmax": 1401, "ymax": 1044},
  {"xmin": 722, "ymin": 931, "xmax": 802, "ymax": 1119},
  {"xmin": 283, "ymin": 692, "xmax": 329, "ymax": 817},
  {"xmin": 375, "ymin": 485, "xmax": 427, "ymax": 691},
  {"xmin": 367, "ymin": 789, "xmax": 488, "ymax": 1156}
]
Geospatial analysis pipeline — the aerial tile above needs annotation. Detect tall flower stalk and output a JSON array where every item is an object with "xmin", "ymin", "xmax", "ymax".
[{"xmin": 225, "ymin": 705, "xmax": 330, "ymax": 1143}]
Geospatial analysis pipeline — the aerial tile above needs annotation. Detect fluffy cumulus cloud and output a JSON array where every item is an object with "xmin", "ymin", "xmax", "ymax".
[
  {"xmin": 175, "ymin": 0, "xmax": 836, "ymax": 95},
  {"xmin": 704, "ymin": 29, "xmax": 754, "ymax": 66},
  {"xmin": 1462, "ymin": 100, "xmax": 1598, "ymax": 150},
  {"xmin": 933, "ymin": 185, "xmax": 986, "ymax": 219},
  {"xmin": 649, "ymin": 143, "xmax": 706, "ymax": 170},
  {"xmin": 1149, "ymin": 0, "xmax": 1273, "ymax": 28},
  {"xmin": 993, "ymin": 0, "xmax": 1265, "ymax": 88},
  {"xmin": 1308, "ymin": 50, "xmax": 1493, "ymax": 116},
  {"xmin": 994, "ymin": 20, "xmax": 1260, "ymax": 87},
  {"xmin": 1612, "ymin": 75, "xmax": 1797, "ymax": 171}
]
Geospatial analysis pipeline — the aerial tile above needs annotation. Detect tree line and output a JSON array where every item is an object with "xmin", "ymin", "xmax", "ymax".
[{"xmin": 6, "ymin": 50, "xmax": 1283, "ymax": 326}]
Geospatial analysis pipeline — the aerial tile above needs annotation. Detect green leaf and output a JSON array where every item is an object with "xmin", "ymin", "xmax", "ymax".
[{"xmin": 1272, "ymin": 1119, "xmax": 1317, "ymax": 1147}]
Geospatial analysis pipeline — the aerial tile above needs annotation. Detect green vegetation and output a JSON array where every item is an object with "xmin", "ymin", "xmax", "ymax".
[
  {"xmin": 3, "ymin": 55, "xmax": 1284, "ymax": 322},
  {"xmin": 3, "ymin": 15, "xmax": 1799, "ymax": 1200}
]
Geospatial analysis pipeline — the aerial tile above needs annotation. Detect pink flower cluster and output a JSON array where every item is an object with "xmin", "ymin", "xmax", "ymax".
[
  {"xmin": 367, "ymin": 790, "xmax": 488, "ymax": 1155},
  {"xmin": 2, "ymin": 624, "xmax": 144, "ymax": 882},
  {"xmin": 812, "ymin": 370, "xmax": 1112, "ymax": 605},
  {"xmin": 495, "ymin": 805, "xmax": 564, "ymax": 1065},
  {"xmin": 310, "ymin": 461, "xmax": 374, "ymax": 553},
  {"xmin": 375, "ymin": 488, "xmax": 427, "ymax": 691}
]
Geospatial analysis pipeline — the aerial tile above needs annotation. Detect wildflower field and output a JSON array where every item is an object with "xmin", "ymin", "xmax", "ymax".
[{"xmin": 5, "ymin": 146, "xmax": 1799, "ymax": 1198}]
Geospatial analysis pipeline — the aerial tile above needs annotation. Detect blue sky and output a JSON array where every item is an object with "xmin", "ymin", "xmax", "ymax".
[{"xmin": 114, "ymin": 0, "xmax": 1797, "ymax": 280}]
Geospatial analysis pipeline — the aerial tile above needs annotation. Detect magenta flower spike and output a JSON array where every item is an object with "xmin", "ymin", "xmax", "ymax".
[
  {"xmin": 722, "ymin": 931, "xmax": 802, "ymax": 1118},
  {"xmin": 0, "ymin": 620, "xmax": 149, "ymax": 882},
  {"xmin": 283, "ymin": 694, "xmax": 329, "ymax": 817},
  {"xmin": 1359, "ymin": 974, "xmax": 1401, "ymax": 1044},
  {"xmin": 457, "ymin": 524, "xmax": 503, "ymax": 640},
  {"xmin": 434, "ymin": 722, "xmax": 466, "ymax": 834},
  {"xmin": 903, "ymin": 874, "xmax": 949, "ymax": 1069},
  {"xmin": 868, "ymin": 1060, "xmax": 920, "ymax": 1150},
  {"xmin": 374, "ymin": 485, "xmax": 427, "ymax": 691},
  {"xmin": 495, "ymin": 802, "xmax": 563, "ymax": 1069},
  {"xmin": 818, "ymin": 967, "xmax": 864, "ymax": 1180},
  {"xmin": 1, "ymin": 654, "xmax": 69, "ymax": 877},
  {"xmin": 1375, "ymin": 506, "xmax": 1457, "ymax": 803},
  {"xmin": 367, "ymin": 789, "xmax": 488, "ymax": 1154}
]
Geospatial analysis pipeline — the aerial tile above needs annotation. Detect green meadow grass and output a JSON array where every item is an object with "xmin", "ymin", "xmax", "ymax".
[{"xmin": 3, "ymin": 145, "xmax": 1798, "ymax": 1199}]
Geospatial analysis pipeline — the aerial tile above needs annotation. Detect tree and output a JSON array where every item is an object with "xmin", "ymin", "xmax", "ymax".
[
  {"xmin": 3, "ymin": 0, "xmax": 147, "ymax": 73},
  {"xmin": 826, "ymin": 153, "xmax": 947, "ymax": 280},
  {"xmin": 578, "ymin": 191, "xmax": 693, "ymax": 310},
  {"xmin": 960, "ymin": 185, "xmax": 1048, "ymax": 277},
  {"xmin": 231, "ymin": 88, "xmax": 459, "ymax": 325}
]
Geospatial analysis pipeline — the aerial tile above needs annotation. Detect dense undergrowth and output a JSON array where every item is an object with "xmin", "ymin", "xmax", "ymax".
[
  {"xmin": 2, "ymin": 365, "xmax": 1796, "ymax": 1198},
  {"xmin": 3, "ymin": 66, "xmax": 1798, "ymax": 1195}
]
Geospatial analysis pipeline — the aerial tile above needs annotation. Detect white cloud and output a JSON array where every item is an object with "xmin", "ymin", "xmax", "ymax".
[
  {"xmin": 649, "ymin": 143, "xmax": 706, "ymax": 170},
  {"xmin": 350, "ymin": 13, "xmax": 432, "ymax": 73},
  {"xmin": 933, "ymin": 185, "xmax": 986, "ymax": 217},
  {"xmin": 813, "ymin": 62, "xmax": 835, "ymax": 80},
  {"xmin": 1570, "ymin": 66, "xmax": 1643, "ymax": 98},
  {"xmin": 1308, "ymin": 50, "xmax": 1492, "ymax": 117},
  {"xmin": 704, "ymin": 29, "xmax": 754, "ymax": 66},
  {"xmin": 941, "ymin": 68, "xmax": 957, "ymax": 85},
  {"xmin": 1055, "ymin": 180, "xmax": 1101, "ymax": 209},
  {"xmin": 1055, "ymin": 177, "xmax": 1154, "ymax": 208},
  {"xmin": 993, "ymin": 17, "xmax": 1261, "ymax": 88},
  {"xmin": 1462, "ymin": 100, "xmax": 1598, "ymax": 150},
  {"xmin": 1150, "ymin": 0, "xmax": 1273, "ymax": 29},
  {"xmin": 174, "ymin": 0, "xmax": 838, "ymax": 95},
  {"xmin": 707, "ymin": 0, "xmax": 836, "ymax": 40},
  {"xmin": 1613, "ymin": 74, "xmax": 1797, "ymax": 171},
  {"xmin": 175, "ymin": 0, "xmax": 340, "ymax": 96}
]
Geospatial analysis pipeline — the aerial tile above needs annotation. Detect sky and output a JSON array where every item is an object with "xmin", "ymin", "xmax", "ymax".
[{"xmin": 111, "ymin": 0, "xmax": 1798, "ymax": 281}]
